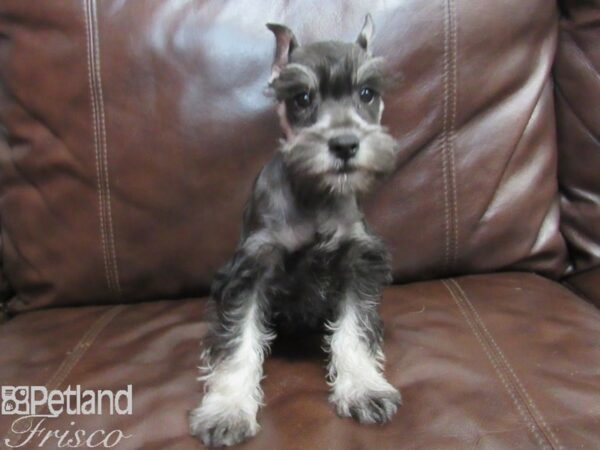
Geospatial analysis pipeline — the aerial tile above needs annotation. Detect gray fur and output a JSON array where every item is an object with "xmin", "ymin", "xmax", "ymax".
[{"xmin": 190, "ymin": 15, "xmax": 401, "ymax": 447}]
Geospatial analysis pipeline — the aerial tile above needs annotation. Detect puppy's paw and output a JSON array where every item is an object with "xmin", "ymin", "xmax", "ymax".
[
  {"xmin": 189, "ymin": 404, "xmax": 259, "ymax": 447},
  {"xmin": 332, "ymin": 388, "xmax": 402, "ymax": 425}
]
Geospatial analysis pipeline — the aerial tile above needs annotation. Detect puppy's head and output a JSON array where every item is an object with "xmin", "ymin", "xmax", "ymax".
[{"xmin": 267, "ymin": 15, "xmax": 398, "ymax": 197}]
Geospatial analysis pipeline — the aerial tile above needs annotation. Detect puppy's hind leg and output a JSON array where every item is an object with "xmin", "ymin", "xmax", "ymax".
[{"xmin": 190, "ymin": 253, "xmax": 275, "ymax": 447}]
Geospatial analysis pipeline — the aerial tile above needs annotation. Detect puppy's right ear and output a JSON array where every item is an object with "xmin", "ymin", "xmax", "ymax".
[
  {"xmin": 266, "ymin": 23, "xmax": 299, "ymax": 82},
  {"xmin": 356, "ymin": 14, "xmax": 375, "ymax": 52}
]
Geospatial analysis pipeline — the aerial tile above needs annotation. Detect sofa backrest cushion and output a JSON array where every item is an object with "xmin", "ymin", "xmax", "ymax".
[{"xmin": 0, "ymin": 0, "xmax": 569, "ymax": 312}]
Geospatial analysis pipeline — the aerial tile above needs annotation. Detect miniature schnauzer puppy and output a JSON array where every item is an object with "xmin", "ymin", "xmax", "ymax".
[{"xmin": 189, "ymin": 14, "xmax": 401, "ymax": 447}]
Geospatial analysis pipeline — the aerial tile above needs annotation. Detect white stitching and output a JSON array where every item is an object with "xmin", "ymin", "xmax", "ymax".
[
  {"xmin": 441, "ymin": 0, "xmax": 460, "ymax": 272},
  {"xmin": 84, "ymin": 0, "xmax": 121, "ymax": 297},
  {"xmin": 448, "ymin": 0, "xmax": 459, "ymax": 268},
  {"xmin": 441, "ymin": 0, "xmax": 452, "ymax": 272},
  {"xmin": 90, "ymin": 0, "xmax": 121, "ymax": 296},
  {"xmin": 84, "ymin": 0, "xmax": 113, "ymax": 295},
  {"xmin": 450, "ymin": 280, "xmax": 564, "ymax": 450},
  {"xmin": 1, "ymin": 305, "xmax": 125, "ymax": 446},
  {"xmin": 442, "ymin": 280, "xmax": 551, "ymax": 449}
]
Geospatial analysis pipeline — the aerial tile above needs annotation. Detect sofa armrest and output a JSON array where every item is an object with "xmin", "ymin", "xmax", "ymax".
[
  {"xmin": 555, "ymin": 0, "xmax": 600, "ymax": 274},
  {"xmin": 564, "ymin": 267, "xmax": 600, "ymax": 308}
]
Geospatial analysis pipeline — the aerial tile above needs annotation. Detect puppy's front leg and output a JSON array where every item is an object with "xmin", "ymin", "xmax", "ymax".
[
  {"xmin": 189, "ymin": 255, "xmax": 275, "ymax": 447},
  {"xmin": 326, "ymin": 295, "xmax": 401, "ymax": 424}
]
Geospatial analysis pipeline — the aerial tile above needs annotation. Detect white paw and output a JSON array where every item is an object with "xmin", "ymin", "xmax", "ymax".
[
  {"xmin": 189, "ymin": 402, "xmax": 259, "ymax": 447},
  {"xmin": 331, "ymin": 387, "xmax": 402, "ymax": 424}
]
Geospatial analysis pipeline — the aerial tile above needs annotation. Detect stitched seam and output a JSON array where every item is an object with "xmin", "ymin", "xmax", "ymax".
[
  {"xmin": 442, "ymin": 280, "xmax": 551, "ymax": 449},
  {"xmin": 1, "ymin": 305, "xmax": 125, "ymax": 446},
  {"xmin": 450, "ymin": 280, "xmax": 565, "ymax": 449},
  {"xmin": 448, "ymin": 0, "xmax": 459, "ymax": 269},
  {"xmin": 85, "ymin": 0, "xmax": 121, "ymax": 298},
  {"xmin": 440, "ymin": 0, "xmax": 452, "ymax": 273},
  {"xmin": 84, "ymin": 0, "xmax": 113, "ymax": 295},
  {"xmin": 90, "ymin": 0, "xmax": 121, "ymax": 297}
]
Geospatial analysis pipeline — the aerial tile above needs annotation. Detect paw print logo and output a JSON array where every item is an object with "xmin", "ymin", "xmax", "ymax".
[{"xmin": 1, "ymin": 386, "xmax": 30, "ymax": 415}]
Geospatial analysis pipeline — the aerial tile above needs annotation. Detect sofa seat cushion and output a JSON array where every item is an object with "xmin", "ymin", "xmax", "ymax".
[{"xmin": 1, "ymin": 273, "xmax": 599, "ymax": 449}]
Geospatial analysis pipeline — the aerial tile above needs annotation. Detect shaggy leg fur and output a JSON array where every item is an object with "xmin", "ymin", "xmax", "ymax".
[
  {"xmin": 190, "ymin": 251, "xmax": 276, "ymax": 447},
  {"xmin": 325, "ymin": 238, "xmax": 401, "ymax": 424},
  {"xmin": 326, "ymin": 296, "xmax": 401, "ymax": 424}
]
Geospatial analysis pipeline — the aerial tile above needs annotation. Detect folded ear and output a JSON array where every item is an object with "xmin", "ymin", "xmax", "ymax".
[
  {"xmin": 266, "ymin": 23, "xmax": 299, "ymax": 81},
  {"xmin": 356, "ymin": 13, "xmax": 375, "ymax": 51}
]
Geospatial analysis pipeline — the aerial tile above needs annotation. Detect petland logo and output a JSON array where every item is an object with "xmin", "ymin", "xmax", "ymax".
[{"xmin": 1, "ymin": 385, "xmax": 133, "ymax": 448}]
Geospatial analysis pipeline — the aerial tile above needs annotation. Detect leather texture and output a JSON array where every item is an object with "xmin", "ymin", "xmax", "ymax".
[
  {"xmin": 565, "ymin": 267, "xmax": 600, "ymax": 308},
  {"xmin": 0, "ymin": 0, "xmax": 569, "ymax": 312},
  {"xmin": 555, "ymin": 0, "xmax": 600, "ymax": 275},
  {"xmin": 1, "ymin": 273, "xmax": 599, "ymax": 449},
  {"xmin": 1, "ymin": 2, "xmax": 599, "ymax": 449}
]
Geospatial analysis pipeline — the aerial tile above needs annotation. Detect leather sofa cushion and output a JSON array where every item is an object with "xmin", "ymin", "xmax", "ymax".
[
  {"xmin": 0, "ymin": 0, "xmax": 568, "ymax": 312},
  {"xmin": 1, "ymin": 273, "xmax": 599, "ymax": 449}
]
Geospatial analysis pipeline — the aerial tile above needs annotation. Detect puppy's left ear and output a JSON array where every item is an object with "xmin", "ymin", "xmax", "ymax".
[
  {"xmin": 266, "ymin": 23, "xmax": 299, "ymax": 81},
  {"xmin": 356, "ymin": 13, "xmax": 375, "ymax": 52}
]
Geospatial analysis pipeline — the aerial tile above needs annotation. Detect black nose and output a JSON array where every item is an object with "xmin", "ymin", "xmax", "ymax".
[{"xmin": 328, "ymin": 134, "xmax": 359, "ymax": 161}]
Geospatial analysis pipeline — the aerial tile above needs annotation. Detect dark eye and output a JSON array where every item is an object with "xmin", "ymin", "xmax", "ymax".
[
  {"xmin": 293, "ymin": 91, "xmax": 312, "ymax": 109},
  {"xmin": 359, "ymin": 87, "xmax": 376, "ymax": 104}
]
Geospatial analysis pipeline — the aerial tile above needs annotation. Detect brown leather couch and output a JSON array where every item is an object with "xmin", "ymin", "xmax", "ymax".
[{"xmin": 1, "ymin": 1, "xmax": 599, "ymax": 449}]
